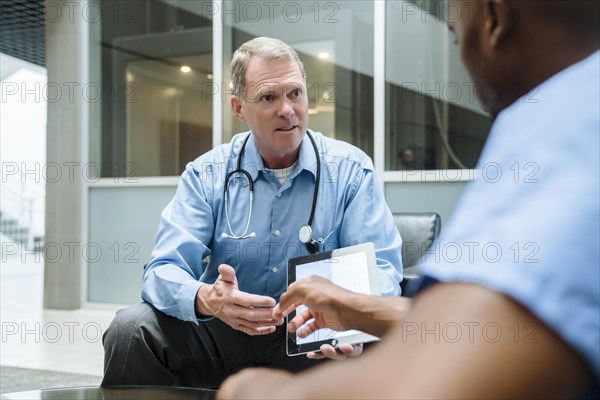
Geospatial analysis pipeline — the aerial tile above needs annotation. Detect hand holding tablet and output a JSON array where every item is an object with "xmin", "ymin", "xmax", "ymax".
[{"xmin": 281, "ymin": 242, "xmax": 381, "ymax": 356}]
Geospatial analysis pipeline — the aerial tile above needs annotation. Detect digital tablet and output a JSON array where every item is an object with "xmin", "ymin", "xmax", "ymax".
[{"xmin": 286, "ymin": 242, "xmax": 381, "ymax": 356}]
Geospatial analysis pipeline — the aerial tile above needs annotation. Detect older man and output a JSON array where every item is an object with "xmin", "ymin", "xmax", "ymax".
[{"xmin": 101, "ymin": 37, "xmax": 402, "ymax": 388}]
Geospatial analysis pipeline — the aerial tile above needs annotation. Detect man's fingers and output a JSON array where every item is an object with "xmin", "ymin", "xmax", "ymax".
[
  {"xmin": 253, "ymin": 325, "xmax": 276, "ymax": 335},
  {"xmin": 272, "ymin": 317, "xmax": 285, "ymax": 326},
  {"xmin": 235, "ymin": 323, "xmax": 277, "ymax": 336},
  {"xmin": 287, "ymin": 309, "xmax": 320, "ymax": 335},
  {"xmin": 306, "ymin": 347, "xmax": 342, "ymax": 360},
  {"xmin": 306, "ymin": 351, "xmax": 326, "ymax": 360},
  {"xmin": 232, "ymin": 305, "xmax": 280, "ymax": 323},
  {"xmin": 236, "ymin": 315, "xmax": 284, "ymax": 327},
  {"xmin": 307, "ymin": 343, "xmax": 363, "ymax": 360},
  {"xmin": 321, "ymin": 344, "xmax": 344, "ymax": 359},
  {"xmin": 296, "ymin": 322, "xmax": 321, "ymax": 338},
  {"xmin": 339, "ymin": 343, "xmax": 363, "ymax": 357},
  {"xmin": 217, "ymin": 264, "xmax": 237, "ymax": 284},
  {"xmin": 234, "ymin": 291, "xmax": 276, "ymax": 309},
  {"xmin": 277, "ymin": 286, "xmax": 307, "ymax": 315},
  {"xmin": 273, "ymin": 301, "xmax": 297, "ymax": 319}
]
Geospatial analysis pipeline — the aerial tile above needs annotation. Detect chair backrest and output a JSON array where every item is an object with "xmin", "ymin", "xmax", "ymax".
[{"xmin": 393, "ymin": 212, "xmax": 441, "ymax": 269}]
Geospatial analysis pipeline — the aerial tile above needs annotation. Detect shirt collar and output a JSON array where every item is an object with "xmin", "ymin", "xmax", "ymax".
[{"xmin": 239, "ymin": 130, "xmax": 319, "ymax": 182}]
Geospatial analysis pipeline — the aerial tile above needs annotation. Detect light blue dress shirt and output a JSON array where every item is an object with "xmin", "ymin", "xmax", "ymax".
[
  {"xmin": 418, "ymin": 51, "xmax": 600, "ymax": 377},
  {"xmin": 143, "ymin": 130, "xmax": 403, "ymax": 324}
]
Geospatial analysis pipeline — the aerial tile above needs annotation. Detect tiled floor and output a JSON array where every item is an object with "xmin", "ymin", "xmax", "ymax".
[{"xmin": 1, "ymin": 252, "xmax": 118, "ymax": 377}]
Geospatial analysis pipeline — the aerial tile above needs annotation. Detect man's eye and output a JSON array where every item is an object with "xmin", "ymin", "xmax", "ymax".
[
  {"xmin": 289, "ymin": 89, "xmax": 301, "ymax": 100},
  {"xmin": 262, "ymin": 94, "xmax": 274, "ymax": 102}
]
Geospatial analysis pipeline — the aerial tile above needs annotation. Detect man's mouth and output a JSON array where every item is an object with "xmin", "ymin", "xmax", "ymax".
[{"xmin": 275, "ymin": 125, "xmax": 297, "ymax": 132}]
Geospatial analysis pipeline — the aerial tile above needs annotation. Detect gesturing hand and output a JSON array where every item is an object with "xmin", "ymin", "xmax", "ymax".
[{"xmin": 195, "ymin": 264, "xmax": 284, "ymax": 335}]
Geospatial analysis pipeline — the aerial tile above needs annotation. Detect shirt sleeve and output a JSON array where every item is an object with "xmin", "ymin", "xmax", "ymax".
[
  {"xmin": 337, "ymin": 160, "xmax": 403, "ymax": 296},
  {"xmin": 142, "ymin": 162, "xmax": 215, "ymax": 324}
]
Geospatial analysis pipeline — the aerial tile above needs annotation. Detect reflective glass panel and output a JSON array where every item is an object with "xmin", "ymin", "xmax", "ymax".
[
  {"xmin": 385, "ymin": 0, "xmax": 492, "ymax": 170},
  {"xmin": 91, "ymin": 0, "xmax": 214, "ymax": 177}
]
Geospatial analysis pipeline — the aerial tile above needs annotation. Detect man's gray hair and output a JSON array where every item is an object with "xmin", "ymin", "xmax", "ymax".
[{"xmin": 230, "ymin": 37, "xmax": 307, "ymax": 100}]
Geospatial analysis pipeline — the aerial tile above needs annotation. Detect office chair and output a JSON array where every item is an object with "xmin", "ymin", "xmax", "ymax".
[{"xmin": 393, "ymin": 212, "xmax": 441, "ymax": 296}]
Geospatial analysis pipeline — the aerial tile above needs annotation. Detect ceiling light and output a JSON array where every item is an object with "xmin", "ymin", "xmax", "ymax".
[
  {"xmin": 180, "ymin": 65, "xmax": 191, "ymax": 73},
  {"xmin": 318, "ymin": 52, "xmax": 330, "ymax": 60}
]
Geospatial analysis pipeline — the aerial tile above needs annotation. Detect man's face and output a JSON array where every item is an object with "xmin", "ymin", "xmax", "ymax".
[
  {"xmin": 231, "ymin": 57, "xmax": 308, "ymax": 168},
  {"xmin": 448, "ymin": 0, "xmax": 503, "ymax": 116}
]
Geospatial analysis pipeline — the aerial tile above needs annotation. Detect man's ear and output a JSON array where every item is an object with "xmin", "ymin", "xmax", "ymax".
[
  {"xmin": 484, "ymin": 0, "xmax": 514, "ymax": 48},
  {"xmin": 231, "ymin": 95, "xmax": 245, "ymax": 122}
]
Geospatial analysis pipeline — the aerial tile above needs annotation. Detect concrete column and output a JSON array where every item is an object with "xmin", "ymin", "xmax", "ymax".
[{"xmin": 43, "ymin": 0, "xmax": 88, "ymax": 309}]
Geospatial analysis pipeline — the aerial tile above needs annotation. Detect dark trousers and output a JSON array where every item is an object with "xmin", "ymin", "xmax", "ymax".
[{"xmin": 101, "ymin": 302, "xmax": 323, "ymax": 388}]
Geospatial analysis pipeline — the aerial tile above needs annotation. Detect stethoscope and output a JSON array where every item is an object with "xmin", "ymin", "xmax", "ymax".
[{"xmin": 221, "ymin": 131, "xmax": 321, "ymax": 254}]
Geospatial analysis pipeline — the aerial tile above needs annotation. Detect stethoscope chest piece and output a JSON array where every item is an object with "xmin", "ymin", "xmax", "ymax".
[
  {"xmin": 299, "ymin": 225, "xmax": 312, "ymax": 244},
  {"xmin": 299, "ymin": 224, "xmax": 319, "ymax": 254}
]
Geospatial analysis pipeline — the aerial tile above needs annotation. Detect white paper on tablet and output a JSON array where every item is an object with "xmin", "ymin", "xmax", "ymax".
[{"xmin": 286, "ymin": 242, "xmax": 381, "ymax": 356}]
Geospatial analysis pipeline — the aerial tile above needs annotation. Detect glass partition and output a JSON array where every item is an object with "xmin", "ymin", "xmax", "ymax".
[
  {"xmin": 90, "ymin": 0, "xmax": 214, "ymax": 177},
  {"xmin": 90, "ymin": 0, "xmax": 493, "ymax": 176}
]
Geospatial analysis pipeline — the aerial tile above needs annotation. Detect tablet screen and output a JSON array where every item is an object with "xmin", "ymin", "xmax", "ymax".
[{"xmin": 286, "ymin": 242, "xmax": 381, "ymax": 356}]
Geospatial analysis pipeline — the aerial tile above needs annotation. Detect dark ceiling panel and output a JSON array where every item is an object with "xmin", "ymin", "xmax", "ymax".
[{"xmin": 0, "ymin": 0, "xmax": 45, "ymax": 67}]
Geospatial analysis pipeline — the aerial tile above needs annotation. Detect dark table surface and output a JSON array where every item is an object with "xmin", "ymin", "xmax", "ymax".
[{"xmin": 0, "ymin": 386, "xmax": 216, "ymax": 400}]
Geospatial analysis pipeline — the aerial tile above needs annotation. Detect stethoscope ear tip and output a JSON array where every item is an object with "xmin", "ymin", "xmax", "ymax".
[{"xmin": 248, "ymin": 232, "xmax": 256, "ymax": 238}]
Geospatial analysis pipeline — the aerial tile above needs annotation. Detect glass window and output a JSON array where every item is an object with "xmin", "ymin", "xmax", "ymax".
[
  {"xmin": 385, "ymin": 0, "xmax": 492, "ymax": 170},
  {"xmin": 91, "ymin": 0, "xmax": 214, "ymax": 177},
  {"xmin": 222, "ymin": 1, "xmax": 375, "ymax": 157}
]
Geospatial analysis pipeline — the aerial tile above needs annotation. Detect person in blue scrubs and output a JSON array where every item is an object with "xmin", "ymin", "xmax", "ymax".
[
  {"xmin": 101, "ymin": 37, "xmax": 403, "ymax": 388},
  {"xmin": 218, "ymin": 1, "xmax": 600, "ymax": 398}
]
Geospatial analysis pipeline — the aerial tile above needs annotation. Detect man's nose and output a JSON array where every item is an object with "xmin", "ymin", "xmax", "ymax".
[{"xmin": 276, "ymin": 99, "xmax": 295, "ymax": 118}]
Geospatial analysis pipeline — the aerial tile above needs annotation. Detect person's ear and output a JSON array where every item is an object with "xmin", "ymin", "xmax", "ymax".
[
  {"xmin": 484, "ymin": 0, "xmax": 514, "ymax": 48},
  {"xmin": 231, "ymin": 95, "xmax": 245, "ymax": 122}
]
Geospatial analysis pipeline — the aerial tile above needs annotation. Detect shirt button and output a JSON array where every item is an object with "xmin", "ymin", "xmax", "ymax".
[
  {"xmin": 189, "ymin": 316, "xmax": 194, "ymax": 321},
  {"xmin": 272, "ymin": 267, "xmax": 278, "ymax": 273},
  {"xmin": 274, "ymin": 229, "xmax": 281, "ymax": 236},
  {"xmin": 276, "ymin": 192, "xmax": 282, "ymax": 197}
]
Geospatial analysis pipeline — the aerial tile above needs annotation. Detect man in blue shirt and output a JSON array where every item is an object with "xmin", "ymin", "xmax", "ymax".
[
  {"xmin": 218, "ymin": 0, "xmax": 599, "ymax": 398},
  {"xmin": 102, "ymin": 37, "xmax": 403, "ymax": 388}
]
